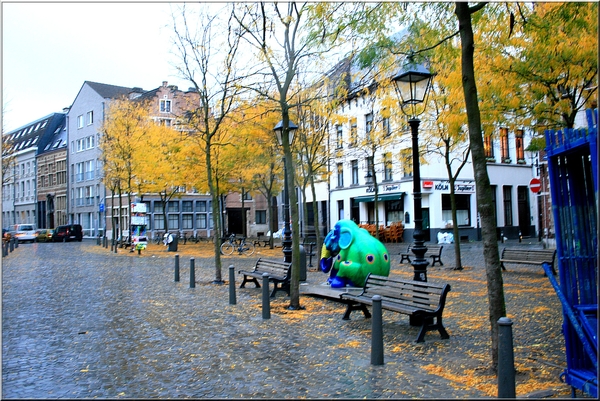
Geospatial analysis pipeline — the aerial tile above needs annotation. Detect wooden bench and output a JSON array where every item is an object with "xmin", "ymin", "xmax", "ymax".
[
  {"xmin": 238, "ymin": 258, "xmax": 292, "ymax": 298},
  {"xmin": 302, "ymin": 236, "xmax": 317, "ymax": 268},
  {"xmin": 400, "ymin": 244, "xmax": 444, "ymax": 266},
  {"xmin": 340, "ymin": 274, "xmax": 451, "ymax": 343},
  {"xmin": 253, "ymin": 235, "xmax": 271, "ymax": 247},
  {"xmin": 500, "ymin": 248, "xmax": 557, "ymax": 275}
]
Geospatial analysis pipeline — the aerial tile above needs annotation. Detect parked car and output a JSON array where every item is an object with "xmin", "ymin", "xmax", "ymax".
[
  {"xmin": 36, "ymin": 229, "xmax": 55, "ymax": 243},
  {"xmin": 53, "ymin": 224, "xmax": 83, "ymax": 242},
  {"xmin": 13, "ymin": 224, "xmax": 37, "ymax": 243}
]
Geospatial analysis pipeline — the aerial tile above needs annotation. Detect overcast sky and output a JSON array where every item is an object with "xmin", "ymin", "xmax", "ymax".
[{"xmin": 2, "ymin": 2, "xmax": 195, "ymax": 132}]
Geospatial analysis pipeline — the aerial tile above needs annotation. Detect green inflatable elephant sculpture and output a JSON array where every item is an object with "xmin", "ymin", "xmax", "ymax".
[{"xmin": 320, "ymin": 219, "xmax": 391, "ymax": 288}]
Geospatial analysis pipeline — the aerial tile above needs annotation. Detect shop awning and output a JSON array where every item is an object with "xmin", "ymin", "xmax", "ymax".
[{"xmin": 353, "ymin": 192, "xmax": 404, "ymax": 203}]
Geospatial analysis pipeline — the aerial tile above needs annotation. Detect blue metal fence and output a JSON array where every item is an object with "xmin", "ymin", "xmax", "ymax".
[{"xmin": 545, "ymin": 108, "xmax": 598, "ymax": 398}]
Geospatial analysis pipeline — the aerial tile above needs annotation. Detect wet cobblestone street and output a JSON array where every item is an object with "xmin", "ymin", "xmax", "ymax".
[{"xmin": 2, "ymin": 240, "xmax": 573, "ymax": 398}]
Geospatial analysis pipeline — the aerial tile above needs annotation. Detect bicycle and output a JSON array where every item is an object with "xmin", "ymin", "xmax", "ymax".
[
  {"xmin": 220, "ymin": 234, "xmax": 255, "ymax": 256},
  {"xmin": 153, "ymin": 232, "xmax": 163, "ymax": 245},
  {"xmin": 188, "ymin": 232, "xmax": 201, "ymax": 244}
]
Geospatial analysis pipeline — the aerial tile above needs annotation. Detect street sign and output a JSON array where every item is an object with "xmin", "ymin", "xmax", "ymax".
[
  {"xmin": 529, "ymin": 178, "xmax": 541, "ymax": 193},
  {"xmin": 99, "ymin": 203, "xmax": 105, "ymax": 212}
]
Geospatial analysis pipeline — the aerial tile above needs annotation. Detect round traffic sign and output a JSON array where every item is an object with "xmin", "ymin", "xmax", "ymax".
[{"xmin": 529, "ymin": 178, "xmax": 541, "ymax": 193}]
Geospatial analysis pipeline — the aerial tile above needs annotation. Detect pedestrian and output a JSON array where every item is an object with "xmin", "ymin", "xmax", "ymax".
[{"xmin": 163, "ymin": 232, "xmax": 173, "ymax": 247}]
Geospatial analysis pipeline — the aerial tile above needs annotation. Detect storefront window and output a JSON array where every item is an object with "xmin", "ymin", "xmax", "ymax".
[
  {"xmin": 442, "ymin": 194, "xmax": 471, "ymax": 227},
  {"xmin": 385, "ymin": 200, "xmax": 404, "ymax": 225}
]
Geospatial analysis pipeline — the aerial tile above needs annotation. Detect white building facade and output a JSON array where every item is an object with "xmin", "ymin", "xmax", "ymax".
[{"xmin": 303, "ymin": 83, "xmax": 538, "ymax": 243}]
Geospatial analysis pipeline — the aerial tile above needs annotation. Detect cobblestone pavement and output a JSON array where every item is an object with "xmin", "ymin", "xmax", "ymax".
[{"xmin": 2, "ymin": 239, "xmax": 575, "ymax": 398}]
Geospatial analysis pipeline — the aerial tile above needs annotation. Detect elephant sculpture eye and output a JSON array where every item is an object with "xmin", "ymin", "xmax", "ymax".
[
  {"xmin": 366, "ymin": 254, "xmax": 375, "ymax": 264},
  {"xmin": 383, "ymin": 253, "xmax": 389, "ymax": 262},
  {"xmin": 337, "ymin": 254, "xmax": 342, "ymax": 261}
]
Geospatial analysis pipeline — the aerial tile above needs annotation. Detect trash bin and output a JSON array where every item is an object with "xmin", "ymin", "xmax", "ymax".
[
  {"xmin": 299, "ymin": 245, "xmax": 307, "ymax": 282},
  {"xmin": 168, "ymin": 235, "xmax": 178, "ymax": 252}
]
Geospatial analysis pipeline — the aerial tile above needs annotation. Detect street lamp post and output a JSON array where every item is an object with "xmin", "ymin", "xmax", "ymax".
[
  {"xmin": 274, "ymin": 120, "xmax": 298, "ymax": 264},
  {"xmin": 392, "ymin": 54, "xmax": 434, "ymax": 283}
]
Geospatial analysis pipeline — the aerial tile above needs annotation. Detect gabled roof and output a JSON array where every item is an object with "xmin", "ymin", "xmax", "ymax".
[
  {"xmin": 85, "ymin": 81, "xmax": 138, "ymax": 99},
  {"xmin": 134, "ymin": 87, "xmax": 160, "ymax": 101}
]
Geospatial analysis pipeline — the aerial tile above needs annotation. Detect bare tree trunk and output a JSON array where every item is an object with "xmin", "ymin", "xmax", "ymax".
[
  {"xmin": 455, "ymin": 1, "xmax": 506, "ymax": 372},
  {"xmin": 207, "ymin": 143, "xmax": 224, "ymax": 284},
  {"xmin": 448, "ymin": 180, "xmax": 463, "ymax": 270},
  {"xmin": 309, "ymin": 175, "xmax": 321, "ymax": 249}
]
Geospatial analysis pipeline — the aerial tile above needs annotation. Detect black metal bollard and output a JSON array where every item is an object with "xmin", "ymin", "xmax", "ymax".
[
  {"xmin": 498, "ymin": 317, "xmax": 516, "ymax": 398},
  {"xmin": 174, "ymin": 254, "xmax": 180, "ymax": 282},
  {"xmin": 371, "ymin": 295, "xmax": 384, "ymax": 365},
  {"xmin": 103, "ymin": 236, "xmax": 107, "ymax": 248},
  {"xmin": 10, "ymin": 238, "xmax": 14, "ymax": 252},
  {"xmin": 229, "ymin": 265, "xmax": 236, "ymax": 305},
  {"xmin": 14, "ymin": 238, "xmax": 18, "ymax": 248},
  {"xmin": 189, "ymin": 257, "xmax": 195, "ymax": 288},
  {"xmin": 262, "ymin": 273, "xmax": 270, "ymax": 319}
]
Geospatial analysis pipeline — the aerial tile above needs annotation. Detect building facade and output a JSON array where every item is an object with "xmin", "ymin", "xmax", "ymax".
[
  {"xmin": 299, "ymin": 56, "xmax": 539, "ymax": 243},
  {"xmin": 67, "ymin": 81, "xmax": 144, "ymax": 237},
  {"xmin": 2, "ymin": 113, "xmax": 66, "ymax": 229},
  {"xmin": 101, "ymin": 81, "xmax": 214, "ymax": 241},
  {"xmin": 36, "ymin": 113, "xmax": 68, "ymax": 229}
]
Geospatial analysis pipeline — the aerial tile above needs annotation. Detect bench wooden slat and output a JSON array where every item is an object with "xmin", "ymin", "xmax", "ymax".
[
  {"xmin": 399, "ymin": 244, "xmax": 444, "ymax": 266},
  {"xmin": 340, "ymin": 273, "xmax": 451, "ymax": 342},
  {"xmin": 238, "ymin": 258, "xmax": 292, "ymax": 297},
  {"xmin": 500, "ymin": 248, "xmax": 557, "ymax": 275}
]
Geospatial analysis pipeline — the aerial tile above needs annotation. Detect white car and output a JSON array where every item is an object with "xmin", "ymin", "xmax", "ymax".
[{"xmin": 13, "ymin": 224, "xmax": 37, "ymax": 243}]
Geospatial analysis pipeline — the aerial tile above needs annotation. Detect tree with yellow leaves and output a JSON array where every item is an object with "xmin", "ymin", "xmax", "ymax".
[
  {"xmin": 171, "ymin": 3, "xmax": 246, "ymax": 284},
  {"xmin": 228, "ymin": 101, "xmax": 283, "ymax": 247},
  {"xmin": 100, "ymin": 97, "xmax": 154, "ymax": 245}
]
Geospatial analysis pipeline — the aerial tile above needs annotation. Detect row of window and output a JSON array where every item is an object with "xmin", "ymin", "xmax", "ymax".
[
  {"xmin": 109, "ymin": 210, "xmax": 267, "ymax": 231},
  {"xmin": 71, "ymin": 160, "xmax": 99, "ymax": 183},
  {"xmin": 6, "ymin": 119, "xmax": 48, "ymax": 141},
  {"xmin": 3, "ymin": 180, "xmax": 35, "ymax": 201},
  {"xmin": 336, "ymin": 151, "xmax": 412, "ymax": 188},
  {"xmin": 13, "ymin": 161, "xmax": 35, "ymax": 178},
  {"xmin": 335, "ymin": 113, "xmax": 391, "ymax": 149},
  {"xmin": 38, "ymin": 171, "xmax": 67, "ymax": 188},
  {"xmin": 484, "ymin": 129, "xmax": 525, "ymax": 162},
  {"xmin": 71, "ymin": 135, "xmax": 95, "ymax": 153},
  {"xmin": 77, "ymin": 111, "xmax": 94, "ymax": 129},
  {"xmin": 2, "ymin": 210, "xmax": 35, "ymax": 226}
]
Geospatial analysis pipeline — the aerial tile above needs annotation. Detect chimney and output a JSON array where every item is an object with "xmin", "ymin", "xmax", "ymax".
[{"xmin": 162, "ymin": 81, "xmax": 168, "ymax": 87}]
